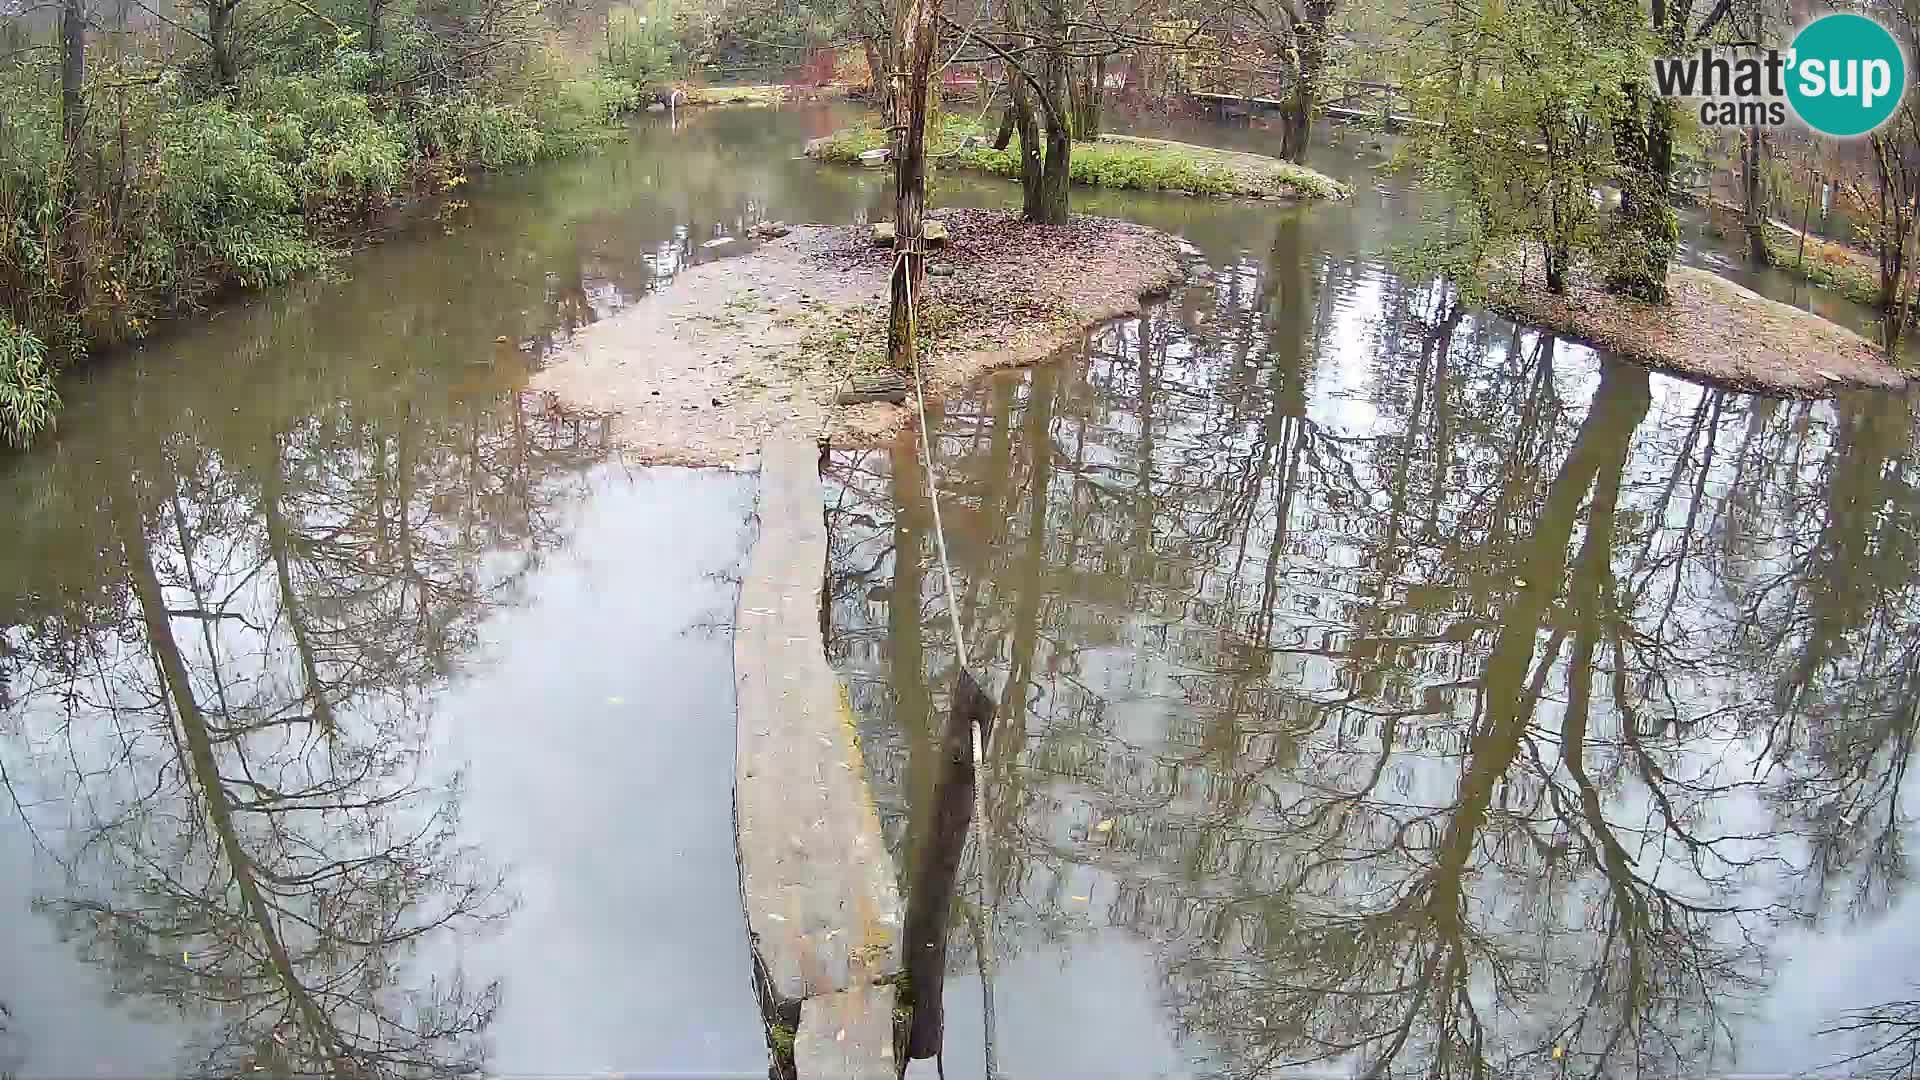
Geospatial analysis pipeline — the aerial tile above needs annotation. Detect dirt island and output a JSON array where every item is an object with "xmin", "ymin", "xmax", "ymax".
[{"xmin": 530, "ymin": 208, "xmax": 1186, "ymax": 466}]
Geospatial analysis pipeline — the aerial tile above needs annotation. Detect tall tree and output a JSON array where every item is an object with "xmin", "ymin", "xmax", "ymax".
[
  {"xmin": 58, "ymin": 0, "xmax": 86, "ymax": 306},
  {"xmin": 886, "ymin": 0, "xmax": 937, "ymax": 371}
]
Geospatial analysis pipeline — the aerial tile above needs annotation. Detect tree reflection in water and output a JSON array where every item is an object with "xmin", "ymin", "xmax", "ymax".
[
  {"xmin": 0, "ymin": 385, "xmax": 609, "ymax": 1077},
  {"xmin": 825, "ymin": 216, "xmax": 1920, "ymax": 1078}
]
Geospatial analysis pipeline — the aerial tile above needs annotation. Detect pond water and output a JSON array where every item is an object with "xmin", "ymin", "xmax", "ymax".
[{"xmin": 0, "ymin": 102, "xmax": 1914, "ymax": 1078}]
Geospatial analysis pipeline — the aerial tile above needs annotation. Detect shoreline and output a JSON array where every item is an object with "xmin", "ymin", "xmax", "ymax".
[
  {"xmin": 1489, "ymin": 258, "xmax": 1912, "ymax": 398},
  {"xmin": 529, "ymin": 209, "xmax": 1187, "ymax": 467}
]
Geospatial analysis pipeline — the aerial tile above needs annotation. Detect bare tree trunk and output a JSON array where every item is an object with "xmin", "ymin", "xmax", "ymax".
[
  {"xmin": 60, "ymin": 0, "xmax": 85, "ymax": 158},
  {"xmin": 60, "ymin": 0, "xmax": 87, "ymax": 307},
  {"xmin": 885, "ymin": 0, "xmax": 936, "ymax": 373},
  {"xmin": 1032, "ymin": 3, "xmax": 1072, "ymax": 226},
  {"xmin": 1743, "ymin": 127, "xmax": 1770, "ymax": 264},
  {"xmin": 368, "ymin": 0, "xmax": 384, "ymax": 57},
  {"xmin": 1280, "ymin": 0, "xmax": 1332, "ymax": 162},
  {"xmin": 862, "ymin": 36, "xmax": 889, "ymax": 122},
  {"xmin": 848, "ymin": 0, "xmax": 895, "ymax": 125},
  {"xmin": 1004, "ymin": 0, "xmax": 1046, "ymax": 220},
  {"xmin": 1086, "ymin": 56, "xmax": 1104, "ymax": 137},
  {"xmin": 208, "ymin": 0, "xmax": 237, "ymax": 88}
]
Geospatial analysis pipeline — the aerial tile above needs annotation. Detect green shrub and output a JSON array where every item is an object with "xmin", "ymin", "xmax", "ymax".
[
  {"xmin": 0, "ymin": 316, "xmax": 57, "ymax": 447},
  {"xmin": 247, "ymin": 71, "xmax": 409, "ymax": 202},
  {"xmin": 409, "ymin": 91, "xmax": 547, "ymax": 168},
  {"xmin": 136, "ymin": 99, "xmax": 328, "ymax": 296},
  {"xmin": 528, "ymin": 74, "xmax": 645, "ymax": 153},
  {"xmin": 0, "ymin": 32, "xmax": 657, "ymax": 447},
  {"xmin": 601, "ymin": 1, "xmax": 686, "ymax": 92}
]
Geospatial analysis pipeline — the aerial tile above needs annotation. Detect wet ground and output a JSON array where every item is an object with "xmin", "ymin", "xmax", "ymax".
[{"xmin": 2, "ymin": 102, "xmax": 1917, "ymax": 1078}]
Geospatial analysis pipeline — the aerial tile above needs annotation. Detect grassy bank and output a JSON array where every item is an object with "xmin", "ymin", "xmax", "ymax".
[
  {"xmin": 0, "ymin": 42, "xmax": 656, "ymax": 447},
  {"xmin": 805, "ymin": 116, "xmax": 1350, "ymax": 200},
  {"xmin": 1760, "ymin": 227, "xmax": 1888, "ymax": 308}
]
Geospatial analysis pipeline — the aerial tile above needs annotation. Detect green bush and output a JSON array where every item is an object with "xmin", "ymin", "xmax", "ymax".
[
  {"xmin": 409, "ymin": 92, "xmax": 547, "ymax": 169},
  {"xmin": 248, "ymin": 71, "xmax": 410, "ymax": 203},
  {"xmin": 136, "ymin": 99, "xmax": 329, "ymax": 296},
  {"xmin": 601, "ymin": 1, "xmax": 686, "ymax": 92},
  {"xmin": 0, "ymin": 27, "xmax": 660, "ymax": 447},
  {"xmin": 528, "ymin": 74, "xmax": 645, "ymax": 154},
  {"xmin": 0, "ymin": 316, "xmax": 57, "ymax": 447}
]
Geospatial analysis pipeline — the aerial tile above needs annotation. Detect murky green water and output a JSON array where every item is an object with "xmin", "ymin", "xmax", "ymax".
[{"xmin": 2, "ymin": 102, "xmax": 1915, "ymax": 1078}]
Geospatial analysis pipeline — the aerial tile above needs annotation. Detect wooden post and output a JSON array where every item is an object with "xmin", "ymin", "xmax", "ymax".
[{"xmin": 886, "ymin": 0, "xmax": 937, "ymax": 373}]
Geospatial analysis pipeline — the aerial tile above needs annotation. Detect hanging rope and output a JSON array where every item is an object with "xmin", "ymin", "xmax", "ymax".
[{"xmin": 893, "ymin": 246, "xmax": 999, "ymax": 1079}]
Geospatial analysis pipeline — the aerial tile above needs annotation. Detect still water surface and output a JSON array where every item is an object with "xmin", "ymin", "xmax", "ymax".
[
  {"xmin": 827, "ymin": 127, "xmax": 1920, "ymax": 1079},
  {"xmin": 0, "ymin": 103, "xmax": 1914, "ymax": 1078}
]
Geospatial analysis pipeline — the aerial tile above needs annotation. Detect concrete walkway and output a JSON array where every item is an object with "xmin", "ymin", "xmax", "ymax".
[{"xmin": 734, "ymin": 436, "xmax": 903, "ymax": 1078}]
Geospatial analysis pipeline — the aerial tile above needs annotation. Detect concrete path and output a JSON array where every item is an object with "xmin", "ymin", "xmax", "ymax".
[{"xmin": 734, "ymin": 435, "xmax": 903, "ymax": 1077}]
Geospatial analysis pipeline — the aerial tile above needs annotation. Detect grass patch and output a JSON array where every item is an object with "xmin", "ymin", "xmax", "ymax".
[
  {"xmin": 680, "ymin": 85, "xmax": 789, "ymax": 106},
  {"xmin": 1762, "ymin": 228, "xmax": 1886, "ymax": 308},
  {"xmin": 806, "ymin": 116, "xmax": 1350, "ymax": 200},
  {"xmin": 794, "ymin": 296, "xmax": 963, "ymax": 375}
]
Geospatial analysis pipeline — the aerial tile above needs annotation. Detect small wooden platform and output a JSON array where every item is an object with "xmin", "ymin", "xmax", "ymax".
[{"xmin": 735, "ymin": 436, "xmax": 903, "ymax": 1076}]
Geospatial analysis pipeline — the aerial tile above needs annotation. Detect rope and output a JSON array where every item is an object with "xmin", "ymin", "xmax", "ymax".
[{"xmin": 893, "ymin": 246, "xmax": 998, "ymax": 1079}]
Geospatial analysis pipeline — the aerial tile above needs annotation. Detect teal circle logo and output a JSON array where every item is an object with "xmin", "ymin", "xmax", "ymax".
[{"xmin": 1787, "ymin": 13, "xmax": 1906, "ymax": 137}]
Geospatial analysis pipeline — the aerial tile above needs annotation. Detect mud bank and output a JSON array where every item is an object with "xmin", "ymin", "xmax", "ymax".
[
  {"xmin": 1490, "ymin": 261, "xmax": 1913, "ymax": 398},
  {"xmin": 530, "ymin": 209, "xmax": 1186, "ymax": 466}
]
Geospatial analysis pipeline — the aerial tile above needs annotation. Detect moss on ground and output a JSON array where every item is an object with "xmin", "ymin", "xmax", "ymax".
[
  {"xmin": 807, "ymin": 116, "xmax": 1350, "ymax": 200},
  {"xmin": 792, "ymin": 296, "xmax": 965, "ymax": 376}
]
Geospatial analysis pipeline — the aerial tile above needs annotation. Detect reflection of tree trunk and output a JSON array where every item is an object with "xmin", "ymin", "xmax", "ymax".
[
  {"xmin": 959, "ymin": 380, "xmax": 1018, "ymax": 623},
  {"xmin": 111, "ymin": 484, "xmax": 353, "ymax": 1079},
  {"xmin": 1001, "ymin": 366, "xmax": 1056, "ymax": 745},
  {"xmin": 1131, "ymin": 313, "xmax": 1158, "ymax": 572},
  {"xmin": 992, "ymin": 365, "xmax": 1056, "ymax": 903},
  {"xmin": 1428, "ymin": 361, "xmax": 1649, "ymax": 992},
  {"xmin": 890, "ymin": 439, "xmax": 933, "ymax": 867},
  {"xmin": 1558, "ymin": 386, "xmax": 1660, "ymax": 1041},
  {"xmin": 262, "ymin": 438, "xmax": 335, "ymax": 733}
]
